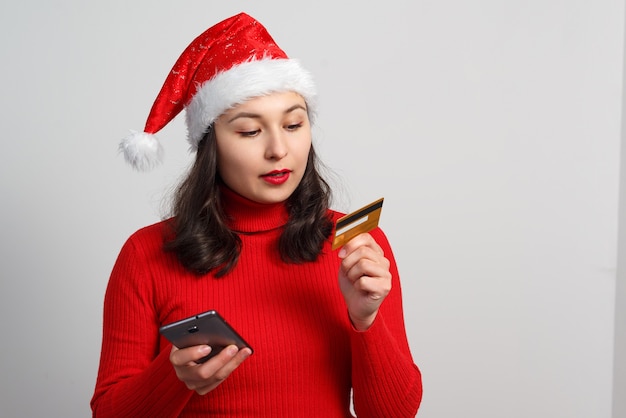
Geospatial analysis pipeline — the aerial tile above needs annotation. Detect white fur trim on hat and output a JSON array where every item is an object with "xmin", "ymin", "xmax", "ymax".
[
  {"xmin": 119, "ymin": 130, "xmax": 164, "ymax": 171},
  {"xmin": 185, "ymin": 58, "xmax": 317, "ymax": 149}
]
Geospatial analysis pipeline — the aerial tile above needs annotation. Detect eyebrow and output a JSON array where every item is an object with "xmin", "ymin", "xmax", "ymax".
[{"xmin": 227, "ymin": 104, "xmax": 307, "ymax": 123}]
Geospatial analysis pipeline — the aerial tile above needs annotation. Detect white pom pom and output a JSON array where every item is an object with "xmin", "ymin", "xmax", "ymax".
[{"xmin": 119, "ymin": 130, "xmax": 164, "ymax": 171}]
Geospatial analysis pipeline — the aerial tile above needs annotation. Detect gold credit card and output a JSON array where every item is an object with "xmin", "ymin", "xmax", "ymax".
[{"xmin": 332, "ymin": 197, "xmax": 384, "ymax": 250}]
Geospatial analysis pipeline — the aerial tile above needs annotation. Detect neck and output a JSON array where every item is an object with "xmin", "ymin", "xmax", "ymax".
[{"xmin": 220, "ymin": 186, "xmax": 290, "ymax": 233}]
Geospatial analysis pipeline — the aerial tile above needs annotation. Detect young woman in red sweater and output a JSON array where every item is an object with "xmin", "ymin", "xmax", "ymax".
[{"xmin": 91, "ymin": 12, "xmax": 422, "ymax": 417}]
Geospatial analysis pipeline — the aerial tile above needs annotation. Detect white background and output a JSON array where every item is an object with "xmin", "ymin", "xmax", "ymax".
[{"xmin": 0, "ymin": 1, "xmax": 624, "ymax": 417}]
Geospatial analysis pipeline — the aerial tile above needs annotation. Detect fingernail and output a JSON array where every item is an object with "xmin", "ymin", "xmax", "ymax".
[
  {"xmin": 227, "ymin": 346, "xmax": 238, "ymax": 356},
  {"xmin": 338, "ymin": 248, "xmax": 346, "ymax": 258}
]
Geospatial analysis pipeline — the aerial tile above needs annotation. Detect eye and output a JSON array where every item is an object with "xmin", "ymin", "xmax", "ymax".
[
  {"xmin": 286, "ymin": 122, "xmax": 303, "ymax": 131},
  {"xmin": 238, "ymin": 130, "xmax": 260, "ymax": 137}
]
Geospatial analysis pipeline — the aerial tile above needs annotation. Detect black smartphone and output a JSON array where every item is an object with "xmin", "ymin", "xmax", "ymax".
[{"xmin": 159, "ymin": 310, "xmax": 253, "ymax": 363}]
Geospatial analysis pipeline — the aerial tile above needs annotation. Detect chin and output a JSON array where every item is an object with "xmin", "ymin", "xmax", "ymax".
[{"xmin": 259, "ymin": 189, "xmax": 295, "ymax": 204}]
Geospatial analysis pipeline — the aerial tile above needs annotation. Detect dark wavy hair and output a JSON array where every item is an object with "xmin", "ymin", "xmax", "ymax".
[{"xmin": 163, "ymin": 126, "xmax": 333, "ymax": 277}]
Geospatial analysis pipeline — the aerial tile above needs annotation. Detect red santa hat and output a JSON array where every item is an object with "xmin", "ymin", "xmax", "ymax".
[{"xmin": 120, "ymin": 12, "xmax": 317, "ymax": 171}]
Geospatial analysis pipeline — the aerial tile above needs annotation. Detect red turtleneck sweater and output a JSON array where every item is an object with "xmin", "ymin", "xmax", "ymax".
[{"xmin": 91, "ymin": 189, "xmax": 422, "ymax": 417}]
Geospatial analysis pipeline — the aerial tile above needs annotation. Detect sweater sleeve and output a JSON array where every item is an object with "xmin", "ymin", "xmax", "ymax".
[
  {"xmin": 350, "ymin": 228, "xmax": 423, "ymax": 418},
  {"xmin": 91, "ymin": 234, "xmax": 194, "ymax": 417}
]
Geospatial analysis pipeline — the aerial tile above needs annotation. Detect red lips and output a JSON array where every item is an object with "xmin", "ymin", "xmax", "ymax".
[{"xmin": 261, "ymin": 169, "xmax": 291, "ymax": 185}]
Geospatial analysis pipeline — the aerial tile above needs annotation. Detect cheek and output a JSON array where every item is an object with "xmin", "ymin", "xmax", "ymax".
[
  {"xmin": 218, "ymin": 153, "xmax": 245, "ymax": 178},
  {"xmin": 296, "ymin": 141, "xmax": 312, "ymax": 166},
  {"xmin": 216, "ymin": 139, "xmax": 243, "ymax": 170},
  {"xmin": 217, "ymin": 146, "xmax": 258, "ymax": 184}
]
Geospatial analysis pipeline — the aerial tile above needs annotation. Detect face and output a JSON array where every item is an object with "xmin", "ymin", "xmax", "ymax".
[{"xmin": 213, "ymin": 91, "xmax": 312, "ymax": 204}]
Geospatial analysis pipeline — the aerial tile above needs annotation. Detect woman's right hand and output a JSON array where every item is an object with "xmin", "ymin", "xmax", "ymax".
[{"xmin": 169, "ymin": 344, "xmax": 252, "ymax": 395}]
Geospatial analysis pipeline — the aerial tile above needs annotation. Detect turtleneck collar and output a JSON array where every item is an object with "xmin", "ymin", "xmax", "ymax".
[{"xmin": 220, "ymin": 185, "xmax": 290, "ymax": 233}]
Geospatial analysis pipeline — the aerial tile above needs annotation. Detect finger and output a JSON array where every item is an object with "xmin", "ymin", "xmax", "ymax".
[
  {"xmin": 352, "ymin": 274, "xmax": 392, "ymax": 298},
  {"xmin": 173, "ymin": 345, "xmax": 249, "ymax": 393},
  {"xmin": 195, "ymin": 345, "xmax": 246, "ymax": 379},
  {"xmin": 342, "ymin": 251, "xmax": 390, "ymax": 283},
  {"xmin": 170, "ymin": 344, "xmax": 212, "ymax": 367},
  {"xmin": 340, "ymin": 240, "xmax": 387, "ymax": 272},
  {"xmin": 194, "ymin": 346, "xmax": 253, "ymax": 395},
  {"xmin": 339, "ymin": 233, "xmax": 384, "ymax": 258}
]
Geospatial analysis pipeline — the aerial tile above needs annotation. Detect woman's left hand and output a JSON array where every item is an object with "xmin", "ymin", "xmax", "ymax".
[{"xmin": 337, "ymin": 232, "xmax": 392, "ymax": 331}]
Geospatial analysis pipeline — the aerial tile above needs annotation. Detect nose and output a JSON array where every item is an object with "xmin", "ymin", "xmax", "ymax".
[{"xmin": 265, "ymin": 130, "xmax": 288, "ymax": 160}]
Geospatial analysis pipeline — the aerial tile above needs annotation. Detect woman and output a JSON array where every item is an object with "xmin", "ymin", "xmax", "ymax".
[{"xmin": 91, "ymin": 12, "xmax": 422, "ymax": 417}]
